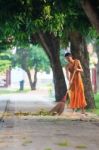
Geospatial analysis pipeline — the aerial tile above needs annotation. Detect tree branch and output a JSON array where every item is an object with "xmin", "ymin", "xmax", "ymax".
[{"xmin": 81, "ymin": 0, "xmax": 99, "ymax": 33}]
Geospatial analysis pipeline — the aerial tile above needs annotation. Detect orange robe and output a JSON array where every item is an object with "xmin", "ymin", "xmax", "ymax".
[{"xmin": 69, "ymin": 60, "xmax": 87, "ymax": 109}]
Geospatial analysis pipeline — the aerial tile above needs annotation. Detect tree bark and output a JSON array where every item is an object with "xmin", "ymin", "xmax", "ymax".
[
  {"xmin": 32, "ymin": 68, "xmax": 38, "ymax": 90},
  {"xmin": 69, "ymin": 31, "xmax": 95, "ymax": 108},
  {"xmin": 25, "ymin": 68, "xmax": 37, "ymax": 90},
  {"xmin": 37, "ymin": 32, "xmax": 67, "ymax": 101},
  {"xmin": 95, "ymin": 43, "xmax": 99, "ymax": 74},
  {"xmin": 81, "ymin": 0, "xmax": 99, "ymax": 33}
]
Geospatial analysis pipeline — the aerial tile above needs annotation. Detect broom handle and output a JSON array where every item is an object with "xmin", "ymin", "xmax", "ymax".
[
  {"xmin": 64, "ymin": 70, "xmax": 76, "ymax": 97},
  {"xmin": 61, "ymin": 68, "xmax": 77, "ymax": 103},
  {"xmin": 66, "ymin": 60, "xmax": 79, "ymax": 94}
]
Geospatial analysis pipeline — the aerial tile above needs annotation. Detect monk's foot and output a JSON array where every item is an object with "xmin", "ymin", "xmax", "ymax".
[
  {"xmin": 81, "ymin": 111, "xmax": 88, "ymax": 116},
  {"xmin": 72, "ymin": 111, "xmax": 76, "ymax": 116}
]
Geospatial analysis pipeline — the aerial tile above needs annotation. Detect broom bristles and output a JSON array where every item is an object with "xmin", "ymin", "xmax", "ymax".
[
  {"xmin": 49, "ymin": 93, "xmax": 68, "ymax": 115},
  {"xmin": 49, "ymin": 102, "xmax": 65, "ymax": 115}
]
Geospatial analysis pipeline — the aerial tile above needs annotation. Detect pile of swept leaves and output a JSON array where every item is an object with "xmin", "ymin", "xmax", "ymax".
[{"xmin": 14, "ymin": 109, "xmax": 53, "ymax": 116}]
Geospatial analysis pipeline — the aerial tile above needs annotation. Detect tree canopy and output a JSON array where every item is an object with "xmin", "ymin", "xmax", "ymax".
[{"xmin": 0, "ymin": 0, "xmax": 95, "ymax": 48}]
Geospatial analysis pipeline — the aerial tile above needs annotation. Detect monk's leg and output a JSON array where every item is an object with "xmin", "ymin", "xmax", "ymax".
[
  {"xmin": 72, "ymin": 108, "xmax": 77, "ymax": 115},
  {"xmin": 81, "ymin": 107, "xmax": 85, "ymax": 114},
  {"xmin": 81, "ymin": 107, "xmax": 87, "ymax": 116}
]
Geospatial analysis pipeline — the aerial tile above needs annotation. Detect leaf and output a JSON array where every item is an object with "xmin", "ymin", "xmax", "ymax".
[
  {"xmin": 57, "ymin": 140, "xmax": 69, "ymax": 147},
  {"xmin": 75, "ymin": 145, "xmax": 87, "ymax": 149},
  {"xmin": 22, "ymin": 140, "xmax": 32, "ymax": 146}
]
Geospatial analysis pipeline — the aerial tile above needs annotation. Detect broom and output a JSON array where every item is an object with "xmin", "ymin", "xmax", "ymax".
[{"xmin": 49, "ymin": 60, "xmax": 78, "ymax": 115}]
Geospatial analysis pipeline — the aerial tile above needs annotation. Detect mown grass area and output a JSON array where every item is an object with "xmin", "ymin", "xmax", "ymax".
[
  {"xmin": 0, "ymin": 88, "xmax": 31, "ymax": 94},
  {"xmin": 94, "ymin": 93, "xmax": 99, "ymax": 115},
  {"xmin": 87, "ymin": 93, "xmax": 99, "ymax": 115}
]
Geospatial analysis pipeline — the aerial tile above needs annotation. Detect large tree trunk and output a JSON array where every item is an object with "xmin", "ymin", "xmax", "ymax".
[
  {"xmin": 25, "ymin": 68, "xmax": 37, "ymax": 90},
  {"xmin": 81, "ymin": 0, "xmax": 99, "ymax": 33},
  {"xmin": 37, "ymin": 32, "xmax": 67, "ymax": 101},
  {"xmin": 69, "ymin": 31, "xmax": 95, "ymax": 108},
  {"xmin": 51, "ymin": 53, "xmax": 66, "ymax": 101}
]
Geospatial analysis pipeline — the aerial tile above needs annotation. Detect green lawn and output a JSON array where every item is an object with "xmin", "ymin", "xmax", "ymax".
[
  {"xmin": 94, "ymin": 93, "xmax": 99, "ymax": 115},
  {"xmin": 87, "ymin": 93, "xmax": 99, "ymax": 115},
  {"xmin": 0, "ymin": 88, "xmax": 31, "ymax": 94}
]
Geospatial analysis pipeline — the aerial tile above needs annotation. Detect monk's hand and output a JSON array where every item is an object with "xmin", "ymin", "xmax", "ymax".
[
  {"xmin": 75, "ymin": 67, "xmax": 80, "ymax": 72},
  {"xmin": 74, "ymin": 66, "xmax": 78, "ymax": 71},
  {"xmin": 75, "ymin": 68, "xmax": 83, "ymax": 72}
]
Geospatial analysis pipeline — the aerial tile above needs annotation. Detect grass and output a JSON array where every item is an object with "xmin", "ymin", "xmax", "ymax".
[
  {"xmin": 87, "ymin": 93, "xmax": 99, "ymax": 115},
  {"xmin": 0, "ymin": 88, "xmax": 31, "ymax": 94},
  {"xmin": 94, "ymin": 93, "xmax": 99, "ymax": 115}
]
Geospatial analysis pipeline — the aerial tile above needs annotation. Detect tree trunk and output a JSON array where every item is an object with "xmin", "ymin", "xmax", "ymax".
[
  {"xmin": 32, "ymin": 68, "xmax": 38, "ymax": 90},
  {"xmin": 37, "ymin": 32, "xmax": 67, "ymax": 101},
  {"xmin": 69, "ymin": 31, "xmax": 95, "ymax": 108},
  {"xmin": 95, "ymin": 44, "xmax": 99, "ymax": 74},
  {"xmin": 81, "ymin": 0, "xmax": 99, "ymax": 33},
  {"xmin": 96, "ymin": 50, "xmax": 99, "ymax": 74},
  {"xmin": 51, "ymin": 54, "xmax": 67, "ymax": 101},
  {"xmin": 25, "ymin": 68, "xmax": 37, "ymax": 90}
]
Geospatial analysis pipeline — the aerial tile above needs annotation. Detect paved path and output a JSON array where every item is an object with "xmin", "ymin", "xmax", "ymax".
[
  {"xmin": 0, "ymin": 92, "xmax": 99, "ymax": 150},
  {"xmin": 0, "ymin": 116, "xmax": 99, "ymax": 150}
]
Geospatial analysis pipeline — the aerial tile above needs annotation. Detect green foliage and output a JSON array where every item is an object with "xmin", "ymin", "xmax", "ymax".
[
  {"xmin": 13, "ymin": 44, "xmax": 50, "ymax": 73},
  {"xmin": 0, "ymin": 0, "xmax": 97, "ymax": 50},
  {"xmin": 60, "ymin": 49, "xmax": 67, "ymax": 67},
  {"xmin": 0, "ymin": 52, "xmax": 12, "ymax": 73},
  {"xmin": 29, "ymin": 45, "xmax": 50, "ymax": 72},
  {"xmin": 86, "ymin": 27, "xmax": 99, "ymax": 43}
]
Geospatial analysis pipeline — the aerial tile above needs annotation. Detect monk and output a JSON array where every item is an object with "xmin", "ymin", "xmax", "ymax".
[{"xmin": 65, "ymin": 52, "xmax": 87, "ymax": 114}]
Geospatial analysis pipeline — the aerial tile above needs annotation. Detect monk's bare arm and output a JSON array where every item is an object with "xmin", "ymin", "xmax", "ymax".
[{"xmin": 76, "ymin": 60, "xmax": 83, "ymax": 72}]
